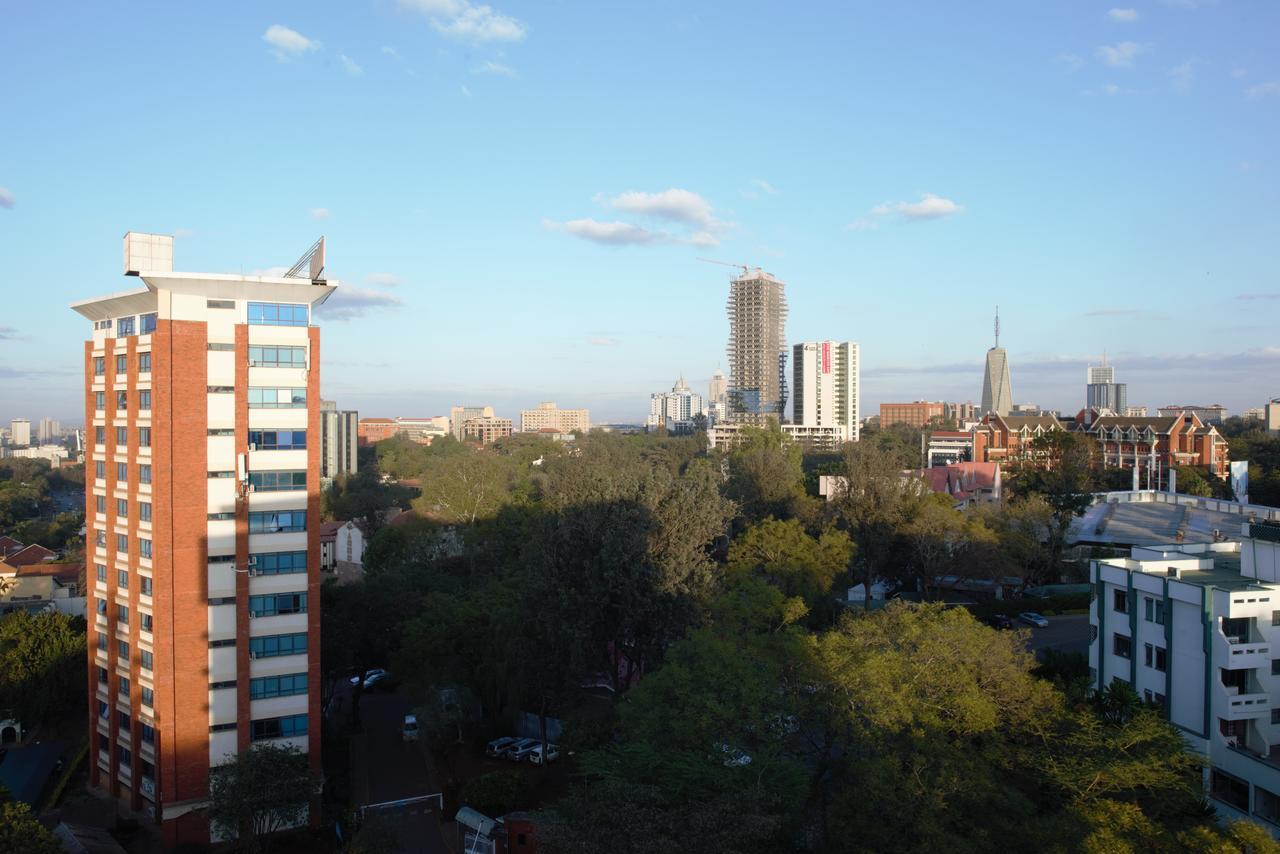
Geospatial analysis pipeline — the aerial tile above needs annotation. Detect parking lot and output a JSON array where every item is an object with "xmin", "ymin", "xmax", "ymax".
[{"xmin": 1021, "ymin": 614, "xmax": 1090, "ymax": 657}]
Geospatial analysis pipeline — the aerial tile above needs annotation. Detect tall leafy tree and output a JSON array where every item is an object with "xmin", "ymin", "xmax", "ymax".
[
  {"xmin": 207, "ymin": 743, "xmax": 320, "ymax": 853},
  {"xmin": 724, "ymin": 426, "xmax": 807, "ymax": 523},
  {"xmin": 0, "ymin": 610, "xmax": 86, "ymax": 725},
  {"xmin": 727, "ymin": 517, "xmax": 853, "ymax": 611},
  {"xmin": 1011, "ymin": 431, "xmax": 1099, "ymax": 584}
]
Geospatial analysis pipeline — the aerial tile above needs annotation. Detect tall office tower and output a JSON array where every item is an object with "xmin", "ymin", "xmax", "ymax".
[
  {"xmin": 319, "ymin": 400, "xmax": 358, "ymax": 479},
  {"xmin": 10, "ymin": 418, "xmax": 31, "ymax": 446},
  {"xmin": 980, "ymin": 308, "xmax": 1013, "ymax": 417},
  {"xmin": 708, "ymin": 368, "xmax": 728, "ymax": 422},
  {"xmin": 726, "ymin": 268, "xmax": 788, "ymax": 425},
  {"xmin": 71, "ymin": 232, "xmax": 331, "ymax": 846},
  {"xmin": 1086, "ymin": 360, "xmax": 1127, "ymax": 415},
  {"xmin": 450, "ymin": 405, "xmax": 495, "ymax": 440},
  {"xmin": 647, "ymin": 376, "xmax": 705, "ymax": 432},
  {"xmin": 792, "ymin": 341, "xmax": 860, "ymax": 442},
  {"xmin": 38, "ymin": 417, "xmax": 61, "ymax": 443}
]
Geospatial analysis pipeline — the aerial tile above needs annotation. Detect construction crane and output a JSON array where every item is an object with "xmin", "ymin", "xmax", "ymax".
[{"xmin": 697, "ymin": 258, "xmax": 752, "ymax": 277}]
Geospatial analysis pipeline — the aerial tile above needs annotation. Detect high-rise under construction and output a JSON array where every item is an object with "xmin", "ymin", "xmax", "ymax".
[{"xmin": 725, "ymin": 267, "xmax": 788, "ymax": 425}]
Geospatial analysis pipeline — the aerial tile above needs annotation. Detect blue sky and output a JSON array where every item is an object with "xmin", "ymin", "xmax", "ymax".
[{"xmin": 2, "ymin": 0, "xmax": 1277, "ymax": 426}]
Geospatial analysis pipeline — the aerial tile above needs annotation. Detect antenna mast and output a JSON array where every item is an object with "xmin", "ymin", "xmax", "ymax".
[{"xmin": 994, "ymin": 306, "xmax": 1000, "ymax": 349}]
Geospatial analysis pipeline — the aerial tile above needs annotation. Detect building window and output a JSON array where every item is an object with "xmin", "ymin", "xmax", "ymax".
[
  {"xmin": 138, "ymin": 352, "xmax": 151, "ymax": 372},
  {"xmin": 118, "ymin": 640, "xmax": 130, "ymax": 659},
  {"xmin": 1144, "ymin": 643, "xmax": 1153, "ymax": 667},
  {"xmin": 139, "ymin": 390, "xmax": 151, "ymax": 410},
  {"xmin": 1210, "ymin": 768, "xmax": 1250, "ymax": 811},
  {"xmin": 119, "ymin": 677, "xmax": 130, "ymax": 699},
  {"xmin": 1113, "ymin": 589, "xmax": 1128, "ymax": 614},
  {"xmin": 141, "ymin": 723, "xmax": 155, "ymax": 745},
  {"xmin": 117, "ymin": 498, "xmax": 128, "ymax": 517},
  {"xmin": 247, "ymin": 302, "xmax": 309, "ymax": 327},
  {"xmin": 141, "ymin": 613, "xmax": 153, "ymax": 632},
  {"xmin": 117, "ymin": 603, "xmax": 128, "ymax": 623},
  {"xmin": 139, "ymin": 538, "xmax": 152, "ymax": 559},
  {"xmin": 141, "ymin": 687, "xmax": 154, "ymax": 707},
  {"xmin": 94, "ymin": 426, "xmax": 105, "ymax": 444},
  {"xmin": 140, "ymin": 502, "xmax": 151, "ymax": 522},
  {"xmin": 98, "ymin": 700, "xmax": 109, "ymax": 719},
  {"xmin": 253, "ymin": 551, "xmax": 307, "ymax": 575},
  {"xmin": 248, "ymin": 471, "xmax": 307, "ymax": 492},
  {"xmin": 139, "ymin": 465, "xmax": 151, "ymax": 485},
  {"xmin": 208, "ymin": 512, "xmax": 235, "ymax": 521},
  {"xmin": 250, "ymin": 714, "xmax": 308, "ymax": 741},
  {"xmin": 207, "ymin": 299, "xmax": 234, "ymax": 310},
  {"xmin": 207, "ymin": 341, "xmax": 235, "ymax": 350},
  {"xmin": 96, "ymin": 598, "xmax": 107, "ymax": 615},
  {"xmin": 95, "ymin": 495, "xmax": 106, "ymax": 514},
  {"xmin": 210, "ymin": 722, "xmax": 237, "ymax": 733},
  {"xmin": 249, "ymin": 592, "xmax": 307, "ymax": 617},
  {"xmin": 248, "ymin": 510, "xmax": 306, "ymax": 534},
  {"xmin": 116, "ymin": 462, "xmax": 128, "ymax": 481},
  {"xmin": 95, "ymin": 461, "xmax": 105, "ymax": 479},
  {"xmin": 96, "ymin": 563, "xmax": 106, "ymax": 581},
  {"xmin": 115, "ymin": 425, "xmax": 127, "ymax": 445},
  {"xmin": 115, "ymin": 534, "xmax": 128, "ymax": 554},
  {"xmin": 248, "ymin": 387, "xmax": 307, "ymax": 409},
  {"xmin": 140, "ymin": 313, "xmax": 157, "ymax": 334},
  {"xmin": 249, "ymin": 430, "xmax": 306, "ymax": 450},
  {"xmin": 209, "ymin": 638, "xmax": 236, "ymax": 648},
  {"xmin": 1154, "ymin": 647, "xmax": 1167, "ymax": 672},
  {"xmin": 248, "ymin": 345, "xmax": 307, "ymax": 368},
  {"xmin": 139, "ymin": 427, "xmax": 151, "ymax": 447},
  {"xmin": 140, "ymin": 576, "xmax": 152, "ymax": 596},
  {"xmin": 249, "ymin": 633, "xmax": 307, "ymax": 658},
  {"xmin": 95, "ymin": 391, "xmax": 105, "ymax": 410},
  {"xmin": 116, "ymin": 390, "xmax": 127, "ymax": 410},
  {"xmin": 95, "ymin": 530, "xmax": 106, "ymax": 547},
  {"xmin": 140, "ymin": 650, "xmax": 153, "ymax": 671},
  {"xmin": 1272, "ymin": 610, "xmax": 1280, "ymax": 627},
  {"xmin": 208, "ymin": 470, "xmax": 235, "ymax": 479},
  {"xmin": 1113, "ymin": 633, "xmax": 1132, "ymax": 659},
  {"xmin": 1153, "ymin": 692, "xmax": 1166, "ymax": 710},
  {"xmin": 97, "ymin": 633, "xmax": 107, "ymax": 651},
  {"xmin": 207, "ymin": 386, "xmax": 235, "ymax": 394},
  {"xmin": 210, "ymin": 680, "xmax": 237, "ymax": 690},
  {"xmin": 94, "ymin": 357, "xmax": 105, "ymax": 376},
  {"xmin": 116, "ymin": 316, "xmax": 136, "ymax": 337},
  {"xmin": 116, "ymin": 354, "xmax": 127, "ymax": 373},
  {"xmin": 250, "ymin": 673, "xmax": 308, "ymax": 700},
  {"xmin": 117, "ymin": 746, "xmax": 131, "ymax": 768},
  {"xmin": 98, "ymin": 666, "xmax": 108, "ymax": 684}
]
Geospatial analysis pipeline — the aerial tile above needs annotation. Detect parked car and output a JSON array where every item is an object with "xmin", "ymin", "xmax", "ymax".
[
  {"xmin": 985, "ymin": 614, "xmax": 1014, "ymax": 630},
  {"xmin": 1018, "ymin": 611, "xmax": 1049, "ymax": 628},
  {"xmin": 402, "ymin": 714, "xmax": 419, "ymax": 742},
  {"xmin": 485, "ymin": 736, "xmax": 522, "ymax": 758},
  {"xmin": 717, "ymin": 743, "xmax": 752, "ymax": 768},
  {"xmin": 350, "ymin": 668, "xmax": 391, "ymax": 690},
  {"xmin": 528, "ymin": 743, "xmax": 560, "ymax": 765},
  {"xmin": 505, "ymin": 738, "xmax": 541, "ymax": 762}
]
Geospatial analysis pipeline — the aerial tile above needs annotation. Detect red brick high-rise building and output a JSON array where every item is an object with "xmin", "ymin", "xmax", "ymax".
[{"xmin": 72, "ymin": 232, "xmax": 331, "ymax": 846}]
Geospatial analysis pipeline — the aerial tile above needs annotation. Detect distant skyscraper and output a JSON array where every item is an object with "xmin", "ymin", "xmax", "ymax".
[
  {"xmin": 980, "ymin": 309, "xmax": 1012, "ymax": 417},
  {"xmin": 648, "ymin": 376, "xmax": 704, "ymax": 432},
  {"xmin": 1086, "ymin": 358, "xmax": 1127, "ymax": 415},
  {"xmin": 9, "ymin": 418, "xmax": 31, "ymax": 447},
  {"xmin": 319, "ymin": 400, "xmax": 358, "ymax": 479},
  {"xmin": 449, "ymin": 405, "xmax": 495, "ymax": 440},
  {"xmin": 726, "ymin": 268, "xmax": 788, "ymax": 425},
  {"xmin": 520, "ymin": 401, "xmax": 590, "ymax": 433},
  {"xmin": 708, "ymin": 368, "xmax": 728, "ymax": 422},
  {"xmin": 37, "ymin": 417, "xmax": 60, "ymax": 443},
  {"xmin": 792, "ymin": 341, "xmax": 860, "ymax": 442}
]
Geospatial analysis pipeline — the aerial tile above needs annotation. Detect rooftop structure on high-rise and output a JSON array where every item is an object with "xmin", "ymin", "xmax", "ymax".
[
  {"xmin": 980, "ymin": 308, "xmax": 1012, "ymax": 417},
  {"xmin": 1086, "ymin": 356, "xmax": 1128, "ymax": 416},
  {"xmin": 725, "ymin": 267, "xmax": 788, "ymax": 425}
]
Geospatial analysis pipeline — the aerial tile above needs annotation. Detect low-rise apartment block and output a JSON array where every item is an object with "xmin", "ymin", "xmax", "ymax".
[
  {"xmin": 463, "ymin": 416, "xmax": 513, "ymax": 445},
  {"xmin": 1090, "ymin": 523, "xmax": 1280, "ymax": 833},
  {"xmin": 880, "ymin": 401, "xmax": 944, "ymax": 429},
  {"xmin": 520, "ymin": 402, "xmax": 589, "ymax": 434}
]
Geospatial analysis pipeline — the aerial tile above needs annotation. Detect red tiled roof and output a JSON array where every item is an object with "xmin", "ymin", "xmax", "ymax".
[
  {"xmin": 13, "ymin": 561, "xmax": 82, "ymax": 581},
  {"xmin": 0, "ymin": 535, "xmax": 24, "ymax": 556},
  {"xmin": 5, "ymin": 544, "xmax": 56, "ymax": 566}
]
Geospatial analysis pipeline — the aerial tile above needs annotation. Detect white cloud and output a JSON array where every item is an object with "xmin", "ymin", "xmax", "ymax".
[
  {"xmin": 399, "ymin": 0, "xmax": 527, "ymax": 43},
  {"xmin": 848, "ymin": 193, "xmax": 963, "ymax": 230},
  {"xmin": 473, "ymin": 60, "xmax": 516, "ymax": 77},
  {"xmin": 263, "ymin": 25, "xmax": 319, "ymax": 59},
  {"xmin": 310, "ymin": 207, "xmax": 330, "ymax": 219},
  {"xmin": 339, "ymin": 54, "xmax": 363, "ymax": 75},
  {"xmin": 546, "ymin": 218, "xmax": 666, "ymax": 246},
  {"xmin": 752, "ymin": 178, "xmax": 776, "ymax": 194},
  {"xmin": 461, "ymin": 85, "xmax": 472, "ymax": 97},
  {"xmin": 0, "ymin": 187, "xmax": 14, "ymax": 209},
  {"xmin": 588, "ymin": 336, "xmax": 618, "ymax": 346},
  {"xmin": 1246, "ymin": 80, "xmax": 1280, "ymax": 99},
  {"xmin": 598, "ymin": 188, "xmax": 720, "ymax": 229},
  {"xmin": 1096, "ymin": 41, "xmax": 1146, "ymax": 68},
  {"xmin": 1231, "ymin": 68, "xmax": 1248, "ymax": 79},
  {"xmin": 366, "ymin": 272, "xmax": 402, "ymax": 287},
  {"xmin": 1058, "ymin": 52, "xmax": 1084, "ymax": 72},
  {"xmin": 174, "ymin": 227, "xmax": 195, "ymax": 238},
  {"xmin": 1169, "ymin": 59, "xmax": 1198, "ymax": 91},
  {"xmin": 315, "ymin": 287, "xmax": 402, "ymax": 321},
  {"xmin": 1107, "ymin": 8, "xmax": 1139, "ymax": 22},
  {"xmin": 1238, "ymin": 292, "xmax": 1280, "ymax": 301},
  {"xmin": 382, "ymin": 46, "xmax": 401, "ymax": 58}
]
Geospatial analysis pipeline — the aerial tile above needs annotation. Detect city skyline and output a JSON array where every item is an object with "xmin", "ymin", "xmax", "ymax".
[{"xmin": 3, "ymin": 2, "xmax": 1279, "ymax": 423}]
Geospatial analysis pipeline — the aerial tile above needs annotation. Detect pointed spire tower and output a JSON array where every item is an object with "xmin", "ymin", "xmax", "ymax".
[{"xmin": 981, "ymin": 306, "xmax": 1013, "ymax": 417}]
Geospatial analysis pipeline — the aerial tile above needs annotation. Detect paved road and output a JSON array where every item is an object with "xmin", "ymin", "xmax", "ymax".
[
  {"xmin": 1021, "ymin": 614, "xmax": 1090, "ymax": 658},
  {"xmin": 346, "ymin": 686, "xmax": 448, "ymax": 854}
]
